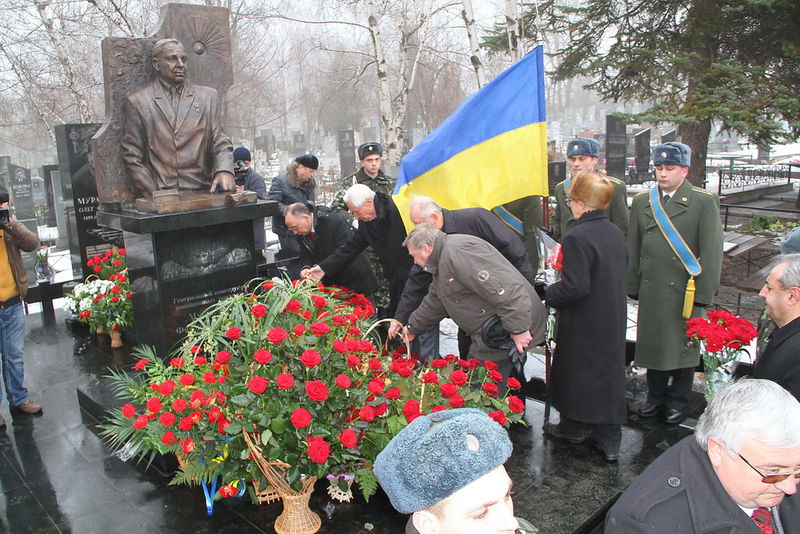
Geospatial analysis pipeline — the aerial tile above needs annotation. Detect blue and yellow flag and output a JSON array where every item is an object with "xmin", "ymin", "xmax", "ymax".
[{"xmin": 394, "ymin": 45, "xmax": 548, "ymax": 231}]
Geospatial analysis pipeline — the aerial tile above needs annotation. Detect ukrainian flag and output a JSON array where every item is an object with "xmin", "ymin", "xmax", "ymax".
[{"xmin": 394, "ymin": 45, "xmax": 548, "ymax": 231}]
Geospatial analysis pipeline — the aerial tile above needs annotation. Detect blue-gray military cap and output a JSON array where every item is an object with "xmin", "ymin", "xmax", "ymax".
[
  {"xmin": 653, "ymin": 142, "xmax": 692, "ymax": 167},
  {"xmin": 358, "ymin": 142, "xmax": 383, "ymax": 160},
  {"xmin": 567, "ymin": 137, "xmax": 600, "ymax": 158},
  {"xmin": 373, "ymin": 408, "xmax": 512, "ymax": 514}
]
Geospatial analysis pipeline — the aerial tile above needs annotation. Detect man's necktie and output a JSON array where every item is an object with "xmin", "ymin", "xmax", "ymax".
[
  {"xmin": 751, "ymin": 507, "xmax": 774, "ymax": 534},
  {"xmin": 663, "ymin": 194, "xmax": 670, "ymax": 204}
]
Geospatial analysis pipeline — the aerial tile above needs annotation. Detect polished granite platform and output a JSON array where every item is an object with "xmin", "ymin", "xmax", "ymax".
[{"xmin": 1, "ymin": 308, "xmax": 699, "ymax": 534}]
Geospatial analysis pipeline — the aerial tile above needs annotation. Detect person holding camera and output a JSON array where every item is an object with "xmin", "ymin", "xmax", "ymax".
[
  {"xmin": 232, "ymin": 146, "xmax": 268, "ymax": 263},
  {"xmin": 0, "ymin": 185, "xmax": 42, "ymax": 429}
]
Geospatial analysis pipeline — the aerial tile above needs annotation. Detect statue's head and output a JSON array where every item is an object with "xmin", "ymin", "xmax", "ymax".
[{"xmin": 152, "ymin": 38, "xmax": 187, "ymax": 85}]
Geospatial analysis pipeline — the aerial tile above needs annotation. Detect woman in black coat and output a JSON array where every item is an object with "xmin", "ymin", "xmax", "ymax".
[{"xmin": 543, "ymin": 171, "xmax": 628, "ymax": 461}]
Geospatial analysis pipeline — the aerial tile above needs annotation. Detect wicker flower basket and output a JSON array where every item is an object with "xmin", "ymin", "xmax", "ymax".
[
  {"xmin": 109, "ymin": 329, "xmax": 123, "ymax": 349},
  {"xmin": 243, "ymin": 431, "xmax": 321, "ymax": 534}
]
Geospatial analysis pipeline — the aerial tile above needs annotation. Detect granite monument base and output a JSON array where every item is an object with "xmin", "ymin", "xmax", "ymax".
[{"xmin": 98, "ymin": 201, "xmax": 277, "ymax": 356}]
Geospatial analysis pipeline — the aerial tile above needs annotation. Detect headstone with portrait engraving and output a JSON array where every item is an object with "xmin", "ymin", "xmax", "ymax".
[
  {"xmin": 8, "ymin": 165, "xmax": 34, "ymax": 222},
  {"xmin": 55, "ymin": 123, "xmax": 125, "ymax": 279},
  {"xmin": 39, "ymin": 164, "xmax": 59, "ymax": 228},
  {"xmin": 605, "ymin": 115, "xmax": 627, "ymax": 179}
]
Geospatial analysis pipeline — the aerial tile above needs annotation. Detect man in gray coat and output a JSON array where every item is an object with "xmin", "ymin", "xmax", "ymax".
[
  {"xmin": 401, "ymin": 224, "xmax": 547, "ymax": 381},
  {"xmin": 606, "ymin": 379, "xmax": 800, "ymax": 533},
  {"xmin": 628, "ymin": 142, "xmax": 723, "ymax": 424}
]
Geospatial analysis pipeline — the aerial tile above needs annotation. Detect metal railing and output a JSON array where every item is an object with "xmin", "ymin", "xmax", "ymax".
[
  {"xmin": 719, "ymin": 203, "xmax": 800, "ymax": 230},
  {"xmin": 717, "ymin": 167, "xmax": 792, "ymax": 195}
]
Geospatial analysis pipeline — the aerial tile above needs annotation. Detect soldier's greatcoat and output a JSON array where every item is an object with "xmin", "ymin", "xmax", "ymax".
[
  {"xmin": 627, "ymin": 179, "xmax": 723, "ymax": 371},
  {"xmin": 551, "ymin": 175, "xmax": 628, "ymax": 241}
]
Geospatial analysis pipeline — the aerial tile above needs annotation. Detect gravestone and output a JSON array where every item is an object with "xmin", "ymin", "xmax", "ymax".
[
  {"xmin": 634, "ymin": 129, "xmax": 651, "ymax": 174},
  {"xmin": 605, "ymin": 115, "xmax": 627, "ymax": 179},
  {"xmin": 39, "ymin": 164, "xmax": 59, "ymax": 228},
  {"xmin": 8, "ymin": 165, "xmax": 34, "ymax": 222},
  {"xmin": 55, "ymin": 123, "xmax": 124, "ymax": 279},
  {"xmin": 661, "ymin": 129, "xmax": 678, "ymax": 143},
  {"xmin": 338, "ymin": 129, "xmax": 356, "ymax": 176},
  {"xmin": 0, "ymin": 156, "xmax": 8, "ymax": 189}
]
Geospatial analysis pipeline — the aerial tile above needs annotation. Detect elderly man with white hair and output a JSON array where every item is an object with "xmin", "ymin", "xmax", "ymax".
[{"xmin": 606, "ymin": 378, "xmax": 800, "ymax": 533}]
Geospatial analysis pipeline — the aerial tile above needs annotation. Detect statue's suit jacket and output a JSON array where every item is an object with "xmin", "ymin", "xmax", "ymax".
[{"xmin": 122, "ymin": 80, "xmax": 233, "ymax": 194}]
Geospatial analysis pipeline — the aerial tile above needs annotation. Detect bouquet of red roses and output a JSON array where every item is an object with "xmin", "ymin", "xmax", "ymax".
[
  {"xmin": 686, "ymin": 309, "xmax": 757, "ymax": 400},
  {"xmin": 101, "ymin": 278, "xmax": 525, "ymax": 511}
]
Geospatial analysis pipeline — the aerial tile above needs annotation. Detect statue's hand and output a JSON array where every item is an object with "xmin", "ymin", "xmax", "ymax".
[{"xmin": 210, "ymin": 171, "xmax": 235, "ymax": 193}]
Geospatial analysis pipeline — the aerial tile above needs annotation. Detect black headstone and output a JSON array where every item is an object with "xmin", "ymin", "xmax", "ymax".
[
  {"xmin": 338, "ymin": 129, "xmax": 356, "ymax": 176},
  {"xmin": 634, "ymin": 129, "xmax": 651, "ymax": 174},
  {"xmin": 55, "ymin": 123, "xmax": 124, "ymax": 279},
  {"xmin": 548, "ymin": 161, "xmax": 567, "ymax": 196},
  {"xmin": 8, "ymin": 165, "xmax": 34, "ymax": 221},
  {"xmin": 39, "ymin": 164, "xmax": 59, "ymax": 228},
  {"xmin": 605, "ymin": 115, "xmax": 627, "ymax": 179},
  {"xmin": 661, "ymin": 129, "xmax": 678, "ymax": 143}
]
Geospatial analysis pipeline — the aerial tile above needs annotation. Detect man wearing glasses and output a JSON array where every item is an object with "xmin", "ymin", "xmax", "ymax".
[{"xmin": 606, "ymin": 379, "xmax": 800, "ymax": 533}]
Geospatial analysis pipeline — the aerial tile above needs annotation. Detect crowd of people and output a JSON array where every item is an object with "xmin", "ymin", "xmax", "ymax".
[{"xmin": 253, "ymin": 136, "xmax": 800, "ymax": 532}]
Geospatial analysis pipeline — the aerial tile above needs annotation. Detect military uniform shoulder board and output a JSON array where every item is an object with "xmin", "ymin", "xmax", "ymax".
[
  {"xmin": 634, "ymin": 190, "xmax": 649, "ymax": 198},
  {"xmin": 606, "ymin": 175, "xmax": 624, "ymax": 185},
  {"xmin": 691, "ymin": 187, "xmax": 715, "ymax": 196}
]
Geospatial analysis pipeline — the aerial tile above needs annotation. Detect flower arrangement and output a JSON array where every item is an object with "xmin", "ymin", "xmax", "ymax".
[
  {"xmin": 64, "ymin": 247, "xmax": 132, "ymax": 346},
  {"xmin": 100, "ymin": 278, "xmax": 526, "ymax": 515},
  {"xmin": 686, "ymin": 309, "xmax": 757, "ymax": 400}
]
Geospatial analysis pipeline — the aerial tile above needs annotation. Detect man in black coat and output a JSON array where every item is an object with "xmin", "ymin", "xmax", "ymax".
[
  {"xmin": 606, "ymin": 379, "xmax": 800, "ymax": 533},
  {"xmin": 232, "ymin": 146, "xmax": 267, "ymax": 259},
  {"xmin": 753, "ymin": 254, "xmax": 800, "ymax": 401},
  {"xmin": 285, "ymin": 203, "xmax": 376, "ymax": 299}
]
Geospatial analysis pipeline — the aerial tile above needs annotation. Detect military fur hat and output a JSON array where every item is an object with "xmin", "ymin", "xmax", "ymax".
[
  {"xmin": 294, "ymin": 153, "xmax": 319, "ymax": 170},
  {"xmin": 374, "ymin": 408, "xmax": 512, "ymax": 514},
  {"xmin": 653, "ymin": 142, "xmax": 692, "ymax": 167},
  {"xmin": 0, "ymin": 185, "xmax": 8, "ymax": 204},
  {"xmin": 566, "ymin": 137, "xmax": 600, "ymax": 159},
  {"xmin": 233, "ymin": 146, "xmax": 251, "ymax": 162},
  {"xmin": 358, "ymin": 142, "xmax": 383, "ymax": 160},
  {"xmin": 781, "ymin": 228, "xmax": 800, "ymax": 254}
]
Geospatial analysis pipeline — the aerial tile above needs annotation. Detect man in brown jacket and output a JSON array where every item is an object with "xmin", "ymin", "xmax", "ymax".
[
  {"xmin": 401, "ymin": 223, "xmax": 547, "ymax": 381},
  {"xmin": 0, "ymin": 185, "xmax": 42, "ymax": 429}
]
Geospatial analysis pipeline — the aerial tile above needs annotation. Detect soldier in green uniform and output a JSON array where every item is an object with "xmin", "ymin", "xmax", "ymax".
[
  {"xmin": 628, "ymin": 142, "xmax": 723, "ymax": 424},
  {"xmin": 330, "ymin": 142, "xmax": 394, "ymax": 318},
  {"xmin": 551, "ymin": 138, "xmax": 628, "ymax": 241}
]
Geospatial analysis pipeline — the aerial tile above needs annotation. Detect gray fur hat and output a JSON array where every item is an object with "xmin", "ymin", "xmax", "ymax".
[
  {"xmin": 566, "ymin": 137, "xmax": 600, "ymax": 158},
  {"xmin": 358, "ymin": 142, "xmax": 383, "ymax": 160},
  {"xmin": 781, "ymin": 227, "xmax": 800, "ymax": 254},
  {"xmin": 653, "ymin": 142, "xmax": 692, "ymax": 167},
  {"xmin": 374, "ymin": 408, "xmax": 512, "ymax": 514}
]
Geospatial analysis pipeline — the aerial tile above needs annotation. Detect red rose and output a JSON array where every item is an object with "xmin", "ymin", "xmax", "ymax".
[
  {"xmin": 169, "ymin": 357, "xmax": 185, "ymax": 368},
  {"xmin": 159, "ymin": 412, "xmax": 176, "ymax": 426},
  {"xmin": 307, "ymin": 436, "xmax": 330, "ymax": 464},
  {"xmin": 179, "ymin": 417, "xmax": 193, "ymax": 431},
  {"xmin": 335, "ymin": 374, "xmax": 352, "ymax": 388},
  {"xmin": 368, "ymin": 358, "xmax": 382, "ymax": 370},
  {"xmin": 146, "ymin": 398, "xmax": 162, "ymax": 413},
  {"xmin": 262, "ymin": 280, "xmax": 274, "ymax": 290},
  {"xmin": 293, "ymin": 324, "xmax": 306, "ymax": 336},
  {"xmin": 483, "ymin": 360, "xmax": 499, "ymax": 371},
  {"xmin": 284, "ymin": 299, "xmax": 302, "ymax": 313},
  {"xmin": 225, "ymin": 327, "xmax": 242, "ymax": 340},
  {"xmin": 448, "ymin": 395, "xmax": 465, "ymax": 408},
  {"xmin": 310, "ymin": 295, "xmax": 327, "ymax": 309},
  {"xmin": 219, "ymin": 485, "xmax": 238, "ymax": 498},
  {"xmin": 374, "ymin": 402, "xmax": 388, "ymax": 416},
  {"xmin": 182, "ymin": 438, "xmax": 195, "ymax": 455},
  {"xmin": 121, "ymin": 404, "xmax": 136, "ymax": 418},
  {"xmin": 347, "ymin": 326, "xmax": 361, "ymax": 336},
  {"xmin": 489, "ymin": 410, "xmax": 507, "ymax": 426},
  {"xmin": 189, "ymin": 345, "xmax": 203, "ymax": 354},
  {"xmin": 134, "ymin": 415, "xmax": 149, "ymax": 429},
  {"xmin": 276, "ymin": 373, "xmax": 294, "ymax": 390},
  {"xmin": 406, "ymin": 412, "xmax": 422, "ymax": 424},
  {"xmin": 134, "ymin": 358, "xmax": 148, "ymax": 370},
  {"xmin": 253, "ymin": 349, "xmax": 272, "ymax": 365},
  {"xmin": 248, "ymin": 376, "xmax": 268, "ymax": 394},
  {"xmin": 508, "ymin": 395, "xmax": 525, "ymax": 413},
  {"xmin": 161, "ymin": 431, "xmax": 177, "ymax": 445},
  {"xmin": 482, "ymin": 382, "xmax": 499, "ymax": 398},
  {"xmin": 172, "ymin": 399, "xmax": 187, "ymax": 412},
  {"xmin": 385, "ymin": 387, "xmax": 401, "ymax": 400},
  {"xmin": 439, "ymin": 383, "xmax": 458, "ymax": 398},
  {"xmin": 422, "ymin": 371, "xmax": 439, "ymax": 384},
  {"xmin": 215, "ymin": 351, "xmax": 231, "ymax": 364},
  {"xmin": 338, "ymin": 428, "xmax": 357, "ymax": 448},
  {"xmin": 450, "ymin": 370, "xmax": 468, "ymax": 386},
  {"xmin": 111, "ymin": 284, "xmax": 121, "ymax": 294},
  {"xmin": 267, "ymin": 327, "xmax": 288, "ymax": 344},
  {"xmin": 507, "ymin": 377, "xmax": 522, "ymax": 390},
  {"xmin": 431, "ymin": 358, "xmax": 447, "ymax": 368},
  {"xmin": 345, "ymin": 354, "xmax": 361, "ymax": 370},
  {"xmin": 488, "ymin": 370, "xmax": 503, "ymax": 383},
  {"xmin": 159, "ymin": 380, "xmax": 176, "ymax": 396},
  {"xmin": 306, "ymin": 380, "xmax": 329, "ymax": 402},
  {"xmin": 250, "ymin": 304, "xmax": 267, "ymax": 318},
  {"xmin": 309, "ymin": 322, "xmax": 331, "ymax": 336},
  {"xmin": 332, "ymin": 340, "xmax": 347, "ymax": 353},
  {"xmin": 359, "ymin": 405, "xmax": 375, "ymax": 422},
  {"xmin": 402, "ymin": 400, "xmax": 420, "ymax": 418},
  {"xmin": 93, "ymin": 265, "xmax": 102, "ymax": 273},
  {"xmin": 203, "ymin": 372, "xmax": 217, "ymax": 384},
  {"xmin": 193, "ymin": 356, "xmax": 207, "ymax": 365},
  {"xmin": 367, "ymin": 378, "xmax": 385, "ymax": 396},
  {"xmin": 290, "ymin": 408, "xmax": 313, "ymax": 428},
  {"xmin": 300, "ymin": 349, "xmax": 322, "ymax": 368},
  {"xmin": 431, "ymin": 405, "xmax": 447, "ymax": 413},
  {"xmin": 179, "ymin": 374, "xmax": 194, "ymax": 386}
]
